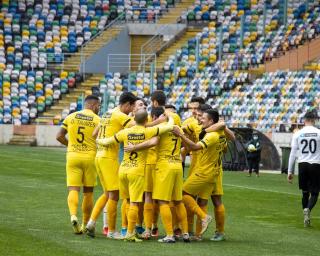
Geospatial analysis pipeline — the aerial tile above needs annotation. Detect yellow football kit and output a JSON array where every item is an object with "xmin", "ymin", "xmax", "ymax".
[
  {"xmin": 183, "ymin": 119, "xmax": 202, "ymax": 177},
  {"xmin": 116, "ymin": 125, "xmax": 162, "ymax": 202},
  {"xmin": 144, "ymin": 115, "xmax": 157, "ymax": 192},
  {"xmin": 61, "ymin": 109, "xmax": 100, "ymax": 187},
  {"xmin": 95, "ymin": 107, "xmax": 132, "ymax": 191},
  {"xmin": 183, "ymin": 130, "xmax": 227, "ymax": 199},
  {"xmin": 153, "ymin": 126, "xmax": 183, "ymax": 202}
]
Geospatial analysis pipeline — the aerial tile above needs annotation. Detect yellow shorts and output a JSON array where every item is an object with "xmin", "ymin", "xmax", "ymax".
[
  {"xmin": 153, "ymin": 162, "xmax": 183, "ymax": 202},
  {"xmin": 212, "ymin": 172, "xmax": 223, "ymax": 196},
  {"xmin": 119, "ymin": 172, "xmax": 144, "ymax": 202},
  {"xmin": 95, "ymin": 157, "xmax": 120, "ymax": 191},
  {"xmin": 144, "ymin": 164, "xmax": 155, "ymax": 192},
  {"xmin": 183, "ymin": 172, "xmax": 214, "ymax": 200},
  {"xmin": 66, "ymin": 157, "xmax": 97, "ymax": 187}
]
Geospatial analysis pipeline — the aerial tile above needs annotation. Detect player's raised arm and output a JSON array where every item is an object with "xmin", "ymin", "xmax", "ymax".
[
  {"xmin": 96, "ymin": 129, "xmax": 125, "ymax": 146},
  {"xmin": 124, "ymin": 137, "xmax": 160, "ymax": 152},
  {"xmin": 56, "ymin": 127, "xmax": 68, "ymax": 146},
  {"xmin": 92, "ymin": 123, "xmax": 101, "ymax": 139},
  {"xmin": 172, "ymin": 126, "xmax": 202, "ymax": 151},
  {"xmin": 204, "ymin": 121, "xmax": 236, "ymax": 141}
]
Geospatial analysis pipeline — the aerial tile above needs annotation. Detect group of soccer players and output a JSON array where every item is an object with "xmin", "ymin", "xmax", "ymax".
[{"xmin": 56, "ymin": 90, "xmax": 235, "ymax": 243}]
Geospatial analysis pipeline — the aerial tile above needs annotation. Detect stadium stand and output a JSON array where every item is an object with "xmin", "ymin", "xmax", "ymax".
[{"xmin": 1, "ymin": 0, "xmax": 320, "ymax": 131}]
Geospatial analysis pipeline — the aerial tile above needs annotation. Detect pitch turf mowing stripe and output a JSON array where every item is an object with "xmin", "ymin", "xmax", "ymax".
[{"xmin": 224, "ymin": 183, "xmax": 300, "ymax": 196}]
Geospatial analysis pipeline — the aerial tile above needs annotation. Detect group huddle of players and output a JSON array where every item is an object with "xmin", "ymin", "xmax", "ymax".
[{"xmin": 56, "ymin": 90, "xmax": 235, "ymax": 243}]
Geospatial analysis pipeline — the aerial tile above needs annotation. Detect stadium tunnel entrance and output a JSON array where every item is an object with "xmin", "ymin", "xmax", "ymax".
[{"xmin": 223, "ymin": 128, "xmax": 280, "ymax": 171}]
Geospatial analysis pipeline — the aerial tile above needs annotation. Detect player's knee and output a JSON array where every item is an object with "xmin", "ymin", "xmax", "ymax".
[{"xmin": 109, "ymin": 190, "xmax": 119, "ymax": 201}]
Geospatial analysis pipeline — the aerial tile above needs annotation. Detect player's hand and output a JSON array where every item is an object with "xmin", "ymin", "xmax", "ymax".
[
  {"xmin": 158, "ymin": 113, "xmax": 168, "ymax": 123},
  {"xmin": 124, "ymin": 143, "xmax": 135, "ymax": 152},
  {"xmin": 287, "ymin": 174, "xmax": 293, "ymax": 184},
  {"xmin": 172, "ymin": 126, "xmax": 182, "ymax": 137}
]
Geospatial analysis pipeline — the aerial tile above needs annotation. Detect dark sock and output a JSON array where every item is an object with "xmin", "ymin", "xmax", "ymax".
[
  {"xmin": 308, "ymin": 192, "xmax": 319, "ymax": 211},
  {"xmin": 302, "ymin": 191, "xmax": 310, "ymax": 209}
]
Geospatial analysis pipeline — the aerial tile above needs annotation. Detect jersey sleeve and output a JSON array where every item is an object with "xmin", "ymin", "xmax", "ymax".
[
  {"xmin": 145, "ymin": 126, "xmax": 160, "ymax": 139},
  {"xmin": 288, "ymin": 133, "xmax": 299, "ymax": 174},
  {"xmin": 198, "ymin": 132, "xmax": 219, "ymax": 149},
  {"xmin": 114, "ymin": 129, "xmax": 126, "ymax": 143},
  {"xmin": 115, "ymin": 110, "xmax": 132, "ymax": 128}
]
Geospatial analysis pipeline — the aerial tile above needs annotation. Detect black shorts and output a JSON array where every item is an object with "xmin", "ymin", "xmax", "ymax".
[{"xmin": 298, "ymin": 162, "xmax": 320, "ymax": 192}]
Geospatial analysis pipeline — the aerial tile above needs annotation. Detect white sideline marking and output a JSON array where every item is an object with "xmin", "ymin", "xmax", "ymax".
[{"xmin": 224, "ymin": 183, "xmax": 300, "ymax": 196}]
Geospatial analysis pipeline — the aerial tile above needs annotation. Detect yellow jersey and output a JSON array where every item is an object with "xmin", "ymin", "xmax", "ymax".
[
  {"xmin": 166, "ymin": 111, "xmax": 181, "ymax": 127},
  {"xmin": 182, "ymin": 116, "xmax": 197, "ymax": 131},
  {"xmin": 96, "ymin": 107, "xmax": 132, "ymax": 159},
  {"xmin": 184, "ymin": 120, "xmax": 202, "ymax": 169},
  {"xmin": 146, "ymin": 112, "xmax": 180, "ymax": 165},
  {"xmin": 196, "ymin": 130, "xmax": 227, "ymax": 182},
  {"xmin": 157, "ymin": 124, "xmax": 182, "ymax": 168},
  {"xmin": 61, "ymin": 109, "xmax": 100, "ymax": 158},
  {"xmin": 115, "ymin": 125, "xmax": 160, "ymax": 176}
]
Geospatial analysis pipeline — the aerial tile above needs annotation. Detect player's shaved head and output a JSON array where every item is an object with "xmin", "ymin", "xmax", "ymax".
[
  {"xmin": 134, "ymin": 109, "xmax": 148, "ymax": 125},
  {"xmin": 84, "ymin": 95, "xmax": 100, "ymax": 114}
]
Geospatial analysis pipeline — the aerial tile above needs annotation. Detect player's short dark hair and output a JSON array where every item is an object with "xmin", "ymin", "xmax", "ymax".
[
  {"xmin": 134, "ymin": 109, "xmax": 148, "ymax": 124},
  {"xmin": 165, "ymin": 104, "xmax": 176, "ymax": 110},
  {"xmin": 136, "ymin": 97, "xmax": 148, "ymax": 107},
  {"xmin": 198, "ymin": 103, "xmax": 212, "ymax": 112},
  {"xmin": 151, "ymin": 107, "xmax": 165, "ymax": 118},
  {"xmin": 151, "ymin": 90, "xmax": 166, "ymax": 106},
  {"xmin": 205, "ymin": 109, "xmax": 219, "ymax": 124},
  {"xmin": 191, "ymin": 96, "xmax": 205, "ymax": 105},
  {"xmin": 304, "ymin": 110, "xmax": 318, "ymax": 121},
  {"xmin": 119, "ymin": 92, "xmax": 137, "ymax": 105},
  {"xmin": 84, "ymin": 95, "xmax": 100, "ymax": 102}
]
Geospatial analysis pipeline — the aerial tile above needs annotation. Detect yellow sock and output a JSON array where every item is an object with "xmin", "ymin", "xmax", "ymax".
[
  {"xmin": 67, "ymin": 190, "xmax": 79, "ymax": 216},
  {"xmin": 82, "ymin": 192, "xmax": 93, "ymax": 225},
  {"xmin": 160, "ymin": 204, "xmax": 173, "ymax": 236},
  {"xmin": 127, "ymin": 205, "xmax": 139, "ymax": 234},
  {"xmin": 152, "ymin": 202, "xmax": 159, "ymax": 227},
  {"xmin": 137, "ymin": 203, "xmax": 144, "ymax": 226},
  {"xmin": 214, "ymin": 204, "xmax": 225, "ymax": 233},
  {"xmin": 175, "ymin": 203, "xmax": 188, "ymax": 234},
  {"xmin": 121, "ymin": 199, "xmax": 128, "ymax": 228},
  {"xmin": 187, "ymin": 207, "xmax": 194, "ymax": 233},
  {"xmin": 196, "ymin": 205, "xmax": 208, "ymax": 236},
  {"xmin": 169, "ymin": 201, "xmax": 178, "ymax": 230},
  {"xmin": 183, "ymin": 195, "xmax": 207, "ymax": 220},
  {"xmin": 91, "ymin": 193, "xmax": 108, "ymax": 221},
  {"xmin": 143, "ymin": 202, "xmax": 153, "ymax": 230},
  {"xmin": 107, "ymin": 199, "xmax": 118, "ymax": 232}
]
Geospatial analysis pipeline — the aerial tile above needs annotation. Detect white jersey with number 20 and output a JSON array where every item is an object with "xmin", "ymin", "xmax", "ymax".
[{"xmin": 288, "ymin": 126, "xmax": 320, "ymax": 174}]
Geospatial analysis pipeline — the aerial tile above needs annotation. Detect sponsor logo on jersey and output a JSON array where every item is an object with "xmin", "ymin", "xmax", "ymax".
[
  {"xmin": 75, "ymin": 113, "xmax": 93, "ymax": 121},
  {"xmin": 128, "ymin": 133, "xmax": 146, "ymax": 140}
]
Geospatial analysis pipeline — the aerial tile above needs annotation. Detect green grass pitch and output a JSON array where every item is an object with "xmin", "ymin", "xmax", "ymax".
[{"xmin": 0, "ymin": 145, "xmax": 320, "ymax": 256}]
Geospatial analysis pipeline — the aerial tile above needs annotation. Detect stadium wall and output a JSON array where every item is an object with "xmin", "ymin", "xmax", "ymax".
[
  {"xmin": 0, "ymin": 125, "xmax": 13, "ymax": 144},
  {"xmin": 81, "ymin": 26, "xmax": 130, "ymax": 74},
  {"xmin": 265, "ymin": 36, "xmax": 320, "ymax": 71}
]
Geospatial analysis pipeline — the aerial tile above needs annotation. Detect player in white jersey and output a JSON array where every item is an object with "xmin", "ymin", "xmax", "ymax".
[{"xmin": 288, "ymin": 111, "xmax": 320, "ymax": 227}]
